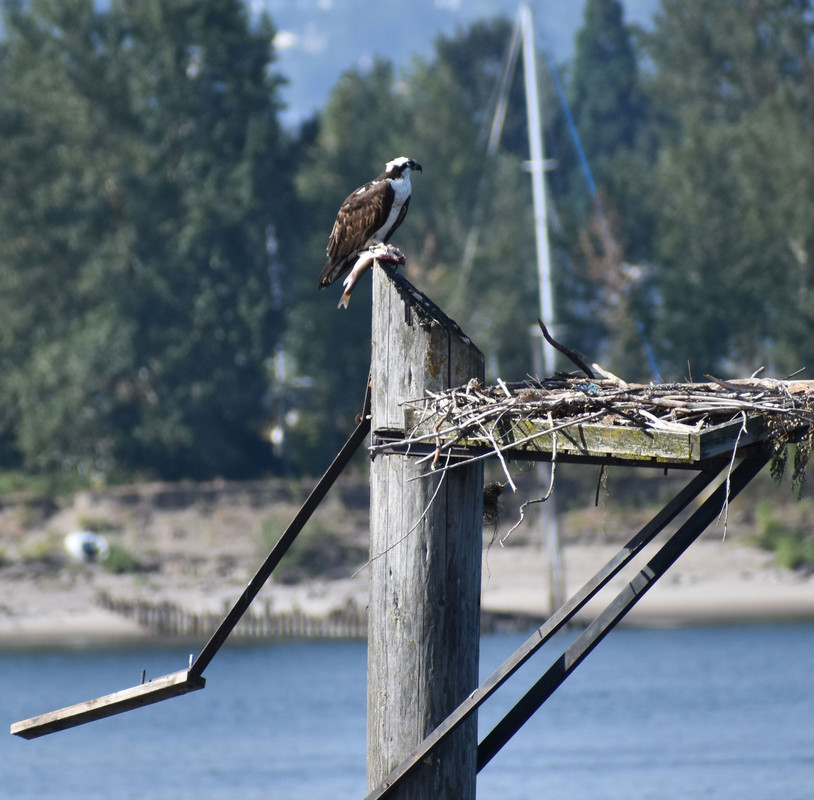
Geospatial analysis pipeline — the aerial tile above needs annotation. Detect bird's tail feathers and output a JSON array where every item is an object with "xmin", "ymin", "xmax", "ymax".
[{"xmin": 318, "ymin": 258, "xmax": 348, "ymax": 289}]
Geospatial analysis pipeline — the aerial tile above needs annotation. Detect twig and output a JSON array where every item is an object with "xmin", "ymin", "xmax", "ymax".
[
  {"xmin": 379, "ymin": 375, "xmax": 814, "ymax": 488},
  {"xmin": 481, "ymin": 420, "xmax": 517, "ymax": 493},
  {"xmin": 716, "ymin": 411, "xmax": 749, "ymax": 539},
  {"xmin": 500, "ymin": 414, "xmax": 558, "ymax": 545}
]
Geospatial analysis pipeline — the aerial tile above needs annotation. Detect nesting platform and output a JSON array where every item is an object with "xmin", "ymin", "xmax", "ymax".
[
  {"xmin": 364, "ymin": 371, "xmax": 814, "ymax": 800},
  {"xmin": 373, "ymin": 375, "xmax": 814, "ymax": 471}
]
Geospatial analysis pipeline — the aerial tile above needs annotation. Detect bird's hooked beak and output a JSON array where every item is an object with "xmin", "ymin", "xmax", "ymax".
[{"xmin": 411, "ymin": 161, "xmax": 423, "ymax": 172}]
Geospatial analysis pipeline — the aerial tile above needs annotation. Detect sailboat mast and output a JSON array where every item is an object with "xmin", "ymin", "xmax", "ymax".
[
  {"xmin": 520, "ymin": 3, "xmax": 555, "ymax": 376},
  {"xmin": 519, "ymin": 3, "xmax": 565, "ymax": 614}
]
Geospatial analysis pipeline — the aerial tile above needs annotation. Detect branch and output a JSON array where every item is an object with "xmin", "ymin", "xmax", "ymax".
[
  {"xmin": 538, "ymin": 319, "xmax": 594, "ymax": 378},
  {"xmin": 536, "ymin": 320, "xmax": 629, "ymax": 386}
]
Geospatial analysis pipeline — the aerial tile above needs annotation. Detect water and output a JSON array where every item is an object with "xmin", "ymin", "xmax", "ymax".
[{"xmin": 3, "ymin": 625, "xmax": 813, "ymax": 799}]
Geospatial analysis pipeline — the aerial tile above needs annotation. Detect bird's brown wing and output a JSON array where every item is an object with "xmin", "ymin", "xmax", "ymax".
[{"xmin": 318, "ymin": 179, "xmax": 392, "ymax": 288}]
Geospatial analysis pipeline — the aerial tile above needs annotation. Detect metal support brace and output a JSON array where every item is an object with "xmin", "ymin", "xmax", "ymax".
[
  {"xmin": 477, "ymin": 451, "xmax": 768, "ymax": 768},
  {"xmin": 365, "ymin": 450, "xmax": 768, "ymax": 799},
  {"xmin": 11, "ymin": 382, "xmax": 371, "ymax": 739},
  {"xmin": 190, "ymin": 380, "xmax": 371, "ymax": 678}
]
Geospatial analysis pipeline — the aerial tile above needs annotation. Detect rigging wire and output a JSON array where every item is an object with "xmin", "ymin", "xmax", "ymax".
[
  {"xmin": 542, "ymin": 48, "xmax": 662, "ymax": 381},
  {"xmin": 451, "ymin": 17, "xmax": 522, "ymax": 317},
  {"xmin": 454, "ymin": 4, "xmax": 661, "ymax": 381}
]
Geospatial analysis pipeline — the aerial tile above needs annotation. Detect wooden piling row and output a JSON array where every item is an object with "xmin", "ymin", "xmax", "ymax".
[{"xmin": 95, "ymin": 591, "xmax": 368, "ymax": 640}]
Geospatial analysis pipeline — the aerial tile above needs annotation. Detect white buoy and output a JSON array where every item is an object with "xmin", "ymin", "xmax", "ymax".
[{"xmin": 64, "ymin": 531, "xmax": 109, "ymax": 563}]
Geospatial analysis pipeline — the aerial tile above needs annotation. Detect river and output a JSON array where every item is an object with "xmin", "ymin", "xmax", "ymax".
[{"xmin": 4, "ymin": 624, "xmax": 813, "ymax": 799}]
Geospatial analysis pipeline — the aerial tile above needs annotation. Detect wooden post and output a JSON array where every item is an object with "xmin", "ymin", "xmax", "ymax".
[{"xmin": 367, "ymin": 264, "xmax": 484, "ymax": 798}]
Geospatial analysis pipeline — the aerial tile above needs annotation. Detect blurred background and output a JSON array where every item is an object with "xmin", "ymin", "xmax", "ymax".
[
  {"xmin": 3, "ymin": 0, "xmax": 814, "ymax": 484},
  {"xmin": 3, "ymin": 3, "xmax": 814, "ymax": 797}
]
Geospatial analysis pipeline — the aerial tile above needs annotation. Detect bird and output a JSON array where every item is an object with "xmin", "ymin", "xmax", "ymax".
[{"xmin": 318, "ymin": 156, "xmax": 422, "ymax": 308}]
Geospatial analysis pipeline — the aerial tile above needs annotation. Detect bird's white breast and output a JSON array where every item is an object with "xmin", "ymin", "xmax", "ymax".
[{"xmin": 373, "ymin": 174, "xmax": 412, "ymax": 242}]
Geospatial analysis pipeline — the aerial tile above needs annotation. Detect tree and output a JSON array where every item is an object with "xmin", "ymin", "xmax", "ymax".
[
  {"xmin": 283, "ymin": 19, "xmax": 540, "ymax": 474},
  {"xmin": 389, "ymin": 21, "xmax": 541, "ymax": 384},
  {"xmin": 281, "ymin": 60, "xmax": 407, "ymax": 469},
  {"xmin": 649, "ymin": 93, "xmax": 814, "ymax": 377},
  {"xmin": 640, "ymin": 0, "xmax": 814, "ymax": 377},
  {"xmin": 570, "ymin": 0, "xmax": 645, "ymax": 187},
  {"xmin": 644, "ymin": 0, "xmax": 813, "ymax": 126},
  {"xmin": 0, "ymin": 0, "xmax": 294, "ymax": 479},
  {"xmin": 550, "ymin": 0, "xmax": 653, "ymax": 379}
]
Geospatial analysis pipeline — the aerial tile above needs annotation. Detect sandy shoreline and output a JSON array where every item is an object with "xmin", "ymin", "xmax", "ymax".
[
  {"xmin": 1, "ymin": 476, "xmax": 813, "ymax": 650},
  {"xmin": 482, "ymin": 538, "xmax": 814, "ymax": 627},
  {"xmin": 2, "ymin": 536, "xmax": 813, "ymax": 650}
]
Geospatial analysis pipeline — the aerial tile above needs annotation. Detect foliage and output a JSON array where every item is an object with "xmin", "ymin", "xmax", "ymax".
[
  {"xmin": 639, "ymin": 0, "xmax": 814, "ymax": 379},
  {"xmin": 18, "ymin": 535, "xmax": 61, "ymax": 564},
  {"xmin": 405, "ymin": 20, "xmax": 539, "ymax": 380},
  {"xmin": 103, "ymin": 542, "xmax": 142, "ymax": 574},
  {"xmin": 569, "ymin": 0, "xmax": 646, "ymax": 201},
  {"xmin": 76, "ymin": 514, "xmax": 120, "ymax": 534},
  {"xmin": 6, "ymin": 2, "xmax": 814, "ymax": 481},
  {"xmin": 261, "ymin": 515, "xmax": 366, "ymax": 583},
  {"xmin": 550, "ymin": 0, "xmax": 655, "ymax": 381},
  {"xmin": 0, "ymin": 0, "xmax": 295, "ymax": 480},
  {"xmin": 754, "ymin": 500, "xmax": 814, "ymax": 572},
  {"xmin": 284, "ymin": 19, "xmax": 541, "ymax": 470},
  {"xmin": 644, "ymin": 0, "xmax": 813, "ymax": 126},
  {"xmin": 282, "ymin": 60, "xmax": 403, "ymax": 468},
  {"xmin": 0, "ymin": 469, "xmax": 92, "ymax": 498}
]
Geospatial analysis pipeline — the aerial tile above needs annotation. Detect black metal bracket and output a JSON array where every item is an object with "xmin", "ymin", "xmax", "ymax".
[
  {"xmin": 11, "ymin": 380, "xmax": 372, "ymax": 739},
  {"xmin": 190, "ymin": 378, "xmax": 371, "ymax": 678},
  {"xmin": 364, "ymin": 448, "xmax": 769, "ymax": 799}
]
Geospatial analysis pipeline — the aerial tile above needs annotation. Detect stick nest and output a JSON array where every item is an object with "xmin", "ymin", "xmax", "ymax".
[{"xmin": 396, "ymin": 374, "xmax": 814, "ymax": 495}]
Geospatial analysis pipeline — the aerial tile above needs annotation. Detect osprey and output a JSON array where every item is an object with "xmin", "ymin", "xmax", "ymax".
[{"xmin": 318, "ymin": 156, "xmax": 422, "ymax": 308}]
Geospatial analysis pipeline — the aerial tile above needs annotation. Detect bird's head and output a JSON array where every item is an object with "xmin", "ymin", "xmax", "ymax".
[{"xmin": 385, "ymin": 156, "xmax": 422, "ymax": 178}]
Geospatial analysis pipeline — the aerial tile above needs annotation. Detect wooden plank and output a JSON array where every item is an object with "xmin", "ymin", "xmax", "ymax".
[
  {"xmin": 368, "ymin": 265, "xmax": 483, "ymax": 799},
  {"xmin": 11, "ymin": 383, "xmax": 371, "ymax": 742},
  {"xmin": 10, "ymin": 669, "xmax": 205, "ymax": 739},
  {"xmin": 401, "ymin": 410, "xmax": 774, "ymax": 466},
  {"xmin": 694, "ymin": 416, "xmax": 770, "ymax": 460}
]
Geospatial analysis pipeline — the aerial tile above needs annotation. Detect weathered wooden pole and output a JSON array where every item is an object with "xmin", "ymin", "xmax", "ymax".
[{"xmin": 367, "ymin": 264, "xmax": 484, "ymax": 798}]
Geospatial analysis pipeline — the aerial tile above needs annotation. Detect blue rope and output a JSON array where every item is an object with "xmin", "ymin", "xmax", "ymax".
[{"xmin": 543, "ymin": 49, "xmax": 662, "ymax": 381}]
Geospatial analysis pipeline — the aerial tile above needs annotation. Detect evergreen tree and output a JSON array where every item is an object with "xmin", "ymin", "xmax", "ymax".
[
  {"xmin": 641, "ymin": 0, "xmax": 814, "ymax": 377},
  {"xmin": 403, "ymin": 19, "xmax": 542, "ymax": 382},
  {"xmin": 285, "ymin": 20, "xmax": 540, "ymax": 466},
  {"xmin": 644, "ymin": 0, "xmax": 813, "ymax": 126},
  {"xmin": 571, "ymin": 0, "xmax": 644, "ymax": 182},
  {"xmin": 0, "ymin": 0, "xmax": 294, "ymax": 479},
  {"xmin": 558, "ymin": 0, "xmax": 652, "ymax": 379},
  {"xmin": 282, "ymin": 60, "xmax": 405, "ymax": 469}
]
